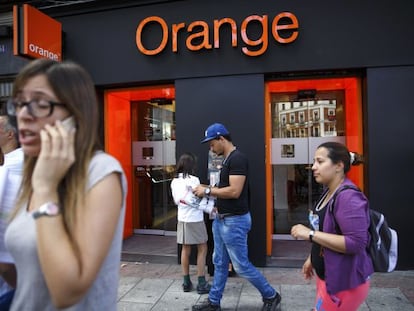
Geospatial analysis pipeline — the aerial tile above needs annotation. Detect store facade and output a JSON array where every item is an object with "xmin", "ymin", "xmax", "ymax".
[{"xmin": 1, "ymin": 0, "xmax": 414, "ymax": 269}]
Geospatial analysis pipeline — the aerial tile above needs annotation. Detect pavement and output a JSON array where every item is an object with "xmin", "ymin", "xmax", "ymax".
[{"xmin": 117, "ymin": 261, "xmax": 414, "ymax": 311}]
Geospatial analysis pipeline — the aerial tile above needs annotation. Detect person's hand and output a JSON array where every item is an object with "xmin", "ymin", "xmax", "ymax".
[
  {"xmin": 32, "ymin": 121, "xmax": 76, "ymax": 193},
  {"xmin": 302, "ymin": 256, "xmax": 314, "ymax": 280},
  {"xmin": 290, "ymin": 224, "xmax": 312, "ymax": 241},
  {"xmin": 193, "ymin": 185, "xmax": 207, "ymax": 197}
]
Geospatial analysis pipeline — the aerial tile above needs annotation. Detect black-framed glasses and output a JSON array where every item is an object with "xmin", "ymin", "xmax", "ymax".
[{"xmin": 7, "ymin": 98, "xmax": 66, "ymax": 118}]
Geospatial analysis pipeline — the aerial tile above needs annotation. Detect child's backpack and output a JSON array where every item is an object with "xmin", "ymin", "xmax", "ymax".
[{"xmin": 330, "ymin": 185, "xmax": 398, "ymax": 273}]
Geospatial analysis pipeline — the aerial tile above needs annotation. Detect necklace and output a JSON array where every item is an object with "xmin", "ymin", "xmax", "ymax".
[
  {"xmin": 315, "ymin": 192, "xmax": 329, "ymax": 211},
  {"xmin": 315, "ymin": 180, "xmax": 344, "ymax": 211},
  {"xmin": 222, "ymin": 147, "xmax": 236, "ymax": 165}
]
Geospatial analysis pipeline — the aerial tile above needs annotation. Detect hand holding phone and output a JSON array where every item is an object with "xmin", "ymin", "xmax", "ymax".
[{"xmin": 61, "ymin": 116, "xmax": 75, "ymax": 131}]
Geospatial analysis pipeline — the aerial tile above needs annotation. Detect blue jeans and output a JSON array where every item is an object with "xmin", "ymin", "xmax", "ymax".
[{"xmin": 208, "ymin": 212, "xmax": 276, "ymax": 305}]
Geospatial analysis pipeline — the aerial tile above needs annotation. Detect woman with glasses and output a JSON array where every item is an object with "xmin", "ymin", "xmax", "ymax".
[{"xmin": 1, "ymin": 59, "xmax": 127, "ymax": 310}]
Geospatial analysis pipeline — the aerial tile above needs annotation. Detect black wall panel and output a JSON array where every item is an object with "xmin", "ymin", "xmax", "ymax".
[
  {"xmin": 0, "ymin": 38, "xmax": 29, "ymax": 75},
  {"xmin": 175, "ymin": 74, "xmax": 267, "ymax": 266},
  {"xmin": 366, "ymin": 66, "xmax": 414, "ymax": 269},
  {"xmin": 56, "ymin": 0, "xmax": 414, "ymax": 85}
]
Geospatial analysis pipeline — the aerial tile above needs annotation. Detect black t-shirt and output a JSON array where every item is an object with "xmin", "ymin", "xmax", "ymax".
[
  {"xmin": 310, "ymin": 190, "xmax": 328, "ymax": 280},
  {"xmin": 216, "ymin": 149, "xmax": 249, "ymax": 215}
]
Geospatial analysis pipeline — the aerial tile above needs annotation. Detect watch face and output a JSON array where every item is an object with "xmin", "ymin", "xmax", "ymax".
[{"xmin": 46, "ymin": 203, "xmax": 60, "ymax": 216}]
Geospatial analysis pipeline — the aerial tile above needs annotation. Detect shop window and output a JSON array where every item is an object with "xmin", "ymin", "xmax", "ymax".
[{"xmin": 0, "ymin": 80, "xmax": 13, "ymax": 115}]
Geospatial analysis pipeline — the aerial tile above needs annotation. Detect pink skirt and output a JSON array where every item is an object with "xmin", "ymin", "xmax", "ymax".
[{"xmin": 314, "ymin": 275, "xmax": 370, "ymax": 311}]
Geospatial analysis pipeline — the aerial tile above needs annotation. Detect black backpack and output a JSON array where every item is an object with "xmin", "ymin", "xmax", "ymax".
[{"xmin": 330, "ymin": 185, "xmax": 398, "ymax": 273}]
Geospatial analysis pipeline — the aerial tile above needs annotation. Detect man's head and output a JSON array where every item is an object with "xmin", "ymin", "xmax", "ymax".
[
  {"xmin": 201, "ymin": 123, "xmax": 232, "ymax": 156},
  {"xmin": 0, "ymin": 115, "xmax": 19, "ymax": 153}
]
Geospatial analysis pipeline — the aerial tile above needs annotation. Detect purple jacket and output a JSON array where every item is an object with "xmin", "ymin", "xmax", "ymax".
[{"xmin": 323, "ymin": 179, "xmax": 374, "ymax": 294}]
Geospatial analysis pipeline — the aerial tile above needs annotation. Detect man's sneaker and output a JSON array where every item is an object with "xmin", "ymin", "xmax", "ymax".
[
  {"xmin": 261, "ymin": 292, "xmax": 281, "ymax": 311},
  {"xmin": 182, "ymin": 281, "xmax": 193, "ymax": 292},
  {"xmin": 192, "ymin": 298, "xmax": 221, "ymax": 311},
  {"xmin": 196, "ymin": 282, "xmax": 211, "ymax": 294}
]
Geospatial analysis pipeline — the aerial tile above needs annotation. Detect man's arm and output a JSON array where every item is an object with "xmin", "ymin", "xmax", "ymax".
[{"xmin": 194, "ymin": 175, "xmax": 245, "ymax": 199}]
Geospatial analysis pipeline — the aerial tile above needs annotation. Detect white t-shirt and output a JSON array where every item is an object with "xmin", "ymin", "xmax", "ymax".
[
  {"xmin": 0, "ymin": 148, "xmax": 23, "ymax": 296},
  {"xmin": 0, "ymin": 147, "xmax": 23, "ymax": 263},
  {"xmin": 170, "ymin": 173, "xmax": 205, "ymax": 223}
]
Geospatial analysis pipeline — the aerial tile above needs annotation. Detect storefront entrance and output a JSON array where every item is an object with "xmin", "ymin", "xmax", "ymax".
[
  {"xmin": 265, "ymin": 77, "xmax": 364, "ymax": 254},
  {"xmin": 105, "ymin": 86, "xmax": 176, "ymax": 237},
  {"xmin": 106, "ymin": 77, "xmax": 364, "ymax": 261}
]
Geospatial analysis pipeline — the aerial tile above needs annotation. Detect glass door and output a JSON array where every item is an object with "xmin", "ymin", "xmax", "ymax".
[
  {"xmin": 105, "ymin": 86, "xmax": 176, "ymax": 237},
  {"xmin": 131, "ymin": 94, "xmax": 177, "ymax": 233},
  {"xmin": 270, "ymin": 90, "xmax": 346, "ymax": 234},
  {"xmin": 266, "ymin": 77, "xmax": 364, "ymax": 247}
]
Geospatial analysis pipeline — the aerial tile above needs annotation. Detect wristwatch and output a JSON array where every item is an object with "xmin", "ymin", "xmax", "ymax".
[
  {"xmin": 309, "ymin": 230, "xmax": 315, "ymax": 242},
  {"xmin": 32, "ymin": 202, "xmax": 61, "ymax": 219},
  {"xmin": 204, "ymin": 186, "xmax": 211, "ymax": 196}
]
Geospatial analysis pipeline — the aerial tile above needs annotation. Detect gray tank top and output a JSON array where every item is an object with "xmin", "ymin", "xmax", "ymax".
[{"xmin": 5, "ymin": 151, "xmax": 127, "ymax": 311}]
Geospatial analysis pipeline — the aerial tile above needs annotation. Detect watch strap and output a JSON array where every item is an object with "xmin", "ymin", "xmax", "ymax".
[
  {"xmin": 32, "ymin": 202, "xmax": 60, "ymax": 219},
  {"xmin": 309, "ymin": 230, "xmax": 315, "ymax": 242}
]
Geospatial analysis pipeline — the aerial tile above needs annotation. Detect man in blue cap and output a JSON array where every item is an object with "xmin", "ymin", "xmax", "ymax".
[{"xmin": 192, "ymin": 123, "xmax": 281, "ymax": 311}]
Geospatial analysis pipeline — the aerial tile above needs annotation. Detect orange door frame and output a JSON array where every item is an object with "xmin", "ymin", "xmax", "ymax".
[{"xmin": 104, "ymin": 86, "xmax": 175, "ymax": 238}]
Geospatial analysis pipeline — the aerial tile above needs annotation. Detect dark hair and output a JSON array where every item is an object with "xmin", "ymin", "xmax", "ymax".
[
  {"xmin": 215, "ymin": 134, "xmax": 232, "ymax": 142},
  {"xmin": 175, "ymin": 152, "xmax": 197, "ymax": 177},
  {"xmin": 317, "ymin": 142, "xmax": 363, "ymax": 173}
]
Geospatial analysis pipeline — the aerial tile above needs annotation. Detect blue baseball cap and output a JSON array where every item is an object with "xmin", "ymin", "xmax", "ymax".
[{"xmin": 201, "ymin": 123, "xmax": 230, "ymax": 143}]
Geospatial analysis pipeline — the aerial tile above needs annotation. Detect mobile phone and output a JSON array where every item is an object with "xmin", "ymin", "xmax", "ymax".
[{"xmin": 61, "ymin": 116, "xmax": 76, "ymax": 131}]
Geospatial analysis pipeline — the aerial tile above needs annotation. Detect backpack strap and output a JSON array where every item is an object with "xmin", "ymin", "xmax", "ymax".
[{"xmin": 330, "ymin": 185, "xmax": 361, "ymax": 234}]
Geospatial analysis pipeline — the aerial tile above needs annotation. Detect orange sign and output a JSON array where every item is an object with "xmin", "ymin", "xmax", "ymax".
[
  {"xmin": 136, "ymin": 12, "xmax": 299, "ymax": 57},
  {"xmin": 13, "ymin": 4, "xmax": 62, "ymax": 61}
]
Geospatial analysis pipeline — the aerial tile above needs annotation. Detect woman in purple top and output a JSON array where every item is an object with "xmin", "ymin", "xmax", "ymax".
[{"xmin": 291, "ymin": 142, "xmax": 374, "ymax": 311}]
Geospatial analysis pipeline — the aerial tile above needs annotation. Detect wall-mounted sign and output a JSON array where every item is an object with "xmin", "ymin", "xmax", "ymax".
[
  {"xmin": 13, "ymin": 4, "xmax": 62, "ymax": 61},
  {"xmin": 136, "ymin": 12, "xmax": 299, "ymax": 57}
]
